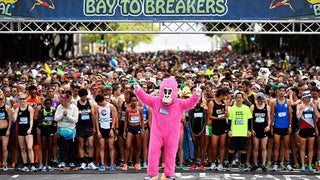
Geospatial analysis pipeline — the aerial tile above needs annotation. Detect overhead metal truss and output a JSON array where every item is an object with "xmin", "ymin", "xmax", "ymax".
[{"xmin": 0, "ymin": 20, "xmax": 320, "ymax": 34}]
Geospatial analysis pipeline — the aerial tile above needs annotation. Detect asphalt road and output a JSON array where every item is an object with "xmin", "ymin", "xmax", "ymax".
[{"xmin": 1, "ymin": 167, "xmax": 320, "ymax": 180}]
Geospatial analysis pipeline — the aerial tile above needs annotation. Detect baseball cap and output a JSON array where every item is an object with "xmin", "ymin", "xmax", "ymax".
[
  {"xmin": 302, "ymin": 91, "xmax": 311, "ymax": 99},
  {"xmin": 256, "ymin": 92, "xmax": 265, "ymax": 100},
  {"xmin": 302, "ymin": 76, "xmax": 308, "ymax": 80},
  {"xmin": 179, "ymin": 86, "xmax": 191, "ymax": 97},
  {"xmin": 278, "ymin": 83, "xmax": 286, "ymax": 89},
  {"xmin": 254, "ymin": 84, "xmax": 261, "ymax": 91}
]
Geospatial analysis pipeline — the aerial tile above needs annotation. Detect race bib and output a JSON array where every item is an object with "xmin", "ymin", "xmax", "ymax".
[
  {"xmin": 159, "ymin": 108, "xmax": 169, "ymax": 115},
  {"xmin": 121, "ymin": 112, "xmax": 126, "ymax": 121},
  {"xmin": 81, "ymin": 113, "xmax": 90, "ymax": 120},
  {"xmin": 305, "ymin": 113, "xmax": 312, "ymax": 119},
  {"xmin": 278, "ymin": 112, "xmax": 286, "ymax": 117},
  {"xmin": 100, "ymin": 117, "xmax": 111, "ymax": 129},
  {"xmin": 19, "ymin": 117, "xmax": 28, "ymax": 124},
  {"xmin": 218, "ymin": 114, "xmax": 224, "ymax": 118},
  {"xmin": 130, "ymin": 116, "xmax": 139, "ymax": 123},
  {"xmin": 194, "ymin": 113, "xmax": 203, "ymax": 118},
  {"xmin": 235, "ymin": 119, "xmax": 244, "ymax": 125},
  {"xmin": 255, "ymin": 117, "xmax": 264, "ymax": 123},
  {"xmin": 0, "ymin": 112, "xmax": 5, "ymax": 119}
]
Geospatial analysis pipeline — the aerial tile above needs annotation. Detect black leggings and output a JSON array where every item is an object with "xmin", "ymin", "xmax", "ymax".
[{"xmin": 58, "ymin": 136, "xmax": 76, "ymax": 163}]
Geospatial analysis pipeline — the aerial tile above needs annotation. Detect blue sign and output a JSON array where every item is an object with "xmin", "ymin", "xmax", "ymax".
[{"xmin": 0, "ymin": 0, "xmax": 319, "ymax": 21}]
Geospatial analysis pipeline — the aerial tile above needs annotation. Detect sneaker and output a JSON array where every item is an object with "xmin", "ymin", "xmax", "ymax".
[
  {"xmin": 166, "ymin": 176, "xmax": 175, "ymax": 180},
  {"xmin": 31, "ymin": 165, "xmax": 37, "ymax": 172},
  {"xmin": 279, "ymin": 163, "xmax": 286, "ymax": 170},
  {"xmin": 69, "ymin": 162, "xmax": 77, "ymax": 171},
  {"xmin": 178, "ymin": 164, "xmax": 184, "ymax": 170},
  {"xmin": 87, "ymin": 162, "xmax": 98, "ymax": 170},
  {"xmin": 190, "ymin": 163, "xmax": 197, "ymax": 170},
  {"xmin": 110, "ymin": 164, "xmax": 116, "ymax": 171},
  {"xmin": 239, "ymin": 164, "xmax": 248, "ymax": 172},
  {"xmin": 262, "ymin": 165, "xmax": 268, "ymax": 172},
  {"xmin": 47, "ymin": 166, "xmax": 54, "ymax": 172},
  {"xmin": 21, "ymin": 166, "xmax": 30, "ymax": 172},
  {"xmin": 272, "ymin": 164, "xmax": 278, "ymax": 172},
  {"xmin": 317, "ymin": 165, "xmax": 320, "ymax": 171},
  {"xmin": 250, "ymin": 165, "xmax": 258, "ymax": 171},
  {"xmin": 58, "ymin": 162, "xmax": 65, "ymax": 168},
  {"xmin": 144, "ymin": 176, "xmax": 159, "ymax": 180},
  {"xmin": 286, "ymin": 164, "xmax": 293, "ymax": 171},
  {"xmin": 225, "ymin": 163, "xmax": 231, "ymax": 171},
  {"xmin": 231, "ymin": 160, "xmax": 237, "ymax": 168},
  {"xmin": 200, "ymin": 165, "xmax": 205, "ymax": 171},
  {"xmin": 301, "ymin": 166, "xmax": 306, "ymax": 172},
  {"xmin": 143, "ymin": 162, "xmax": 148, "ymax": 169},
  {"xmin": 42, "ymin": 166, "xmax": 47, "ymax": 172},
  {"xmin": 79, "ymin": 162, "xmax": 87, "ymax": 170},
  {"xmin": 3, "ymin": 165, "xmax": 8, "ymax": 171},
  {"xmin": 134, "ymin": 164, "xmax": 141, "ymax": 171},
  {"xmin": 69, "ymin": 162, "xmax": 76, "ymax": 168},
  {"xmin": 38, "ymin": 164, "xmax": 44, "ymax": 171},
  {"xmin": 307, "ymin": 166, "xmax": 314, "ymax": 172},
  {"xmin": 217, "ymin": 164, "xmax": 223, "ymax": 171},
  {"xmin": 294, "ymin": 163, "xmax": 300, "ymax": 169},
  {"xmin": 210, "ymin": 163, "xmax": 216, "ymax": 170},
  {"xmin": 266, "ymin": 161, "xmax": 272, "ymax": 168},
  {"xmin": 99, "ymin": 165, "xmax": 105, "ymax": 171},
  {"xmin": 122, "ymin": 164, "xmax": 128, "ymax": 171}
]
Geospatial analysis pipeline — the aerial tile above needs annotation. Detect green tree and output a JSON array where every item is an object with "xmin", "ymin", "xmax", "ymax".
[{"xmin": 83, "ymin": 23, "xmax": 156, "ymax": 53}]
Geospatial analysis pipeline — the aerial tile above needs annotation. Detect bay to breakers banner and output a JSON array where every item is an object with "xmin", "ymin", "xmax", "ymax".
[{"xmin": 0, "ymin": 0, "xmax": 319, "ymax": 21}]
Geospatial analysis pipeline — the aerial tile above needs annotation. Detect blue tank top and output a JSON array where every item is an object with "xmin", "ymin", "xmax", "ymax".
[
  {"xmin": 274, "ymin": 99, "xmax": 289, "ymax": 128},
  {"xmin": 142, "ymin": 105, "xmax": 148, "ymax": 121}
]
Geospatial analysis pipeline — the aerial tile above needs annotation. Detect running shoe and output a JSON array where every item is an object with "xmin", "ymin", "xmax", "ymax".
[
  {"xmin": 21, "ymin": 166, "xmax": 30, "ymax": 172},
  {"xmin": 286, "ymin": 164, "xmax": 293, "ymax": 171},
  {"xmin": 272, "ymin": 164, "xmax": 278, "ymax": 172},
  {"xmin": 217, "ymin": 164, "xmax": 223, "ymax": 171},
  {"xmin": 110, "ymin": 164, "xmax": 116, "ymax": 171},
  {"xmin": 31, "ymin": 165, "xmax": 37, "ymax": 172},
  {"xmin": 301, "ymin": 166, "xmax": 306, "ymax": 172},
  {"xmin": 47, "ymin": 166, "xmax": 54, "ymax": 172},
  {"xmin": 79, "ymin": 162, "xmax": 87, "ymax": 170},
  {"xmin": 210, "ymin": 163, "xmax": 216, "ymax": 170},
  {"xmin": 307, "ymin": 166, "xmax": 314, "ymax": 172},
  {"xmin": 144, "ymin": 176, "xmax": 159, "ymax": 180},
  {"xmin": 294, "ymin": 163, "xmax": 300, "ymax": 169},
  {"xmin": 200, "ymin": 165, "xmax": 205, "ymax": 171},
  {"xmin": 58, "ymin": 162, "xmax": 65, "ymax": 168},
  {"xmin": 143, "ymin": 162, "xmax": 148, "ymax": 169},
  {"xmin": 99, "ymin": 165, "xmax": 105, "ymax": 171},
  {"xmin": 239, "ymin": 164, "xmax": 248, "ymax": 172},
  {"xmin": 87, "ymin": 162, "xmax": 98, "ymax": 170},
  {"xmin": 122, "ymin": 164, "xmax": 128, "ymax": 171},
  {"xmin": 190, "ymin": 163, "xmax": 197, "ymax": 170},
  {"xmin": 166, "ymin": 176, "xmax": 175, "ymax": 180},
  {"xmin": 134, "ymin": 164, "xmax": 141, "ymax": 170},
  {"xmin": 42, "ymin": 166, "xmax": 47, "ymax": 172},
  {"xmin": 262, "ymin": 165, "xmax": 268, "ymax": 172},
  {"xmin": 250, "ymin": 165, "xmax": 258, "ymax": 171},
  {"xmin": 3, "ymin": 165, "xmax": 8, "ymax": 171}
]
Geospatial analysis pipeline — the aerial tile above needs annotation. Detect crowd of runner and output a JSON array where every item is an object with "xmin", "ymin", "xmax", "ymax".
[{"xmin": 0, "ymin": 50, "xmax": 319, "ymax": 173}]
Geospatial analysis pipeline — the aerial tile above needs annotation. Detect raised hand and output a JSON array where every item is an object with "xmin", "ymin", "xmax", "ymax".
[
  {"xmin": 195, "ymin": 83, "xmax": 202, "ymax": 96},
  {"xmin": 133, "ymin": 82, "xmax": 141, "ymax": 91}
]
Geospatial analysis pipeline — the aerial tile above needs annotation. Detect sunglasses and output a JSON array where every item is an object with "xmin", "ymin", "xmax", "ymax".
[
  {"xmin": 0, "ymin": 98, "xmax": 3, "ymax": 101},
  {"xmin": 20, "ymin": 98, "xmax": 26, "ymax": 100}
]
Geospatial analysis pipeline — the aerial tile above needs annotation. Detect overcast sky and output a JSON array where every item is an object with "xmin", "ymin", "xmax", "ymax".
[{"xmin": 134, "ymin": 34, "xmax": 216, "ymax": 52}]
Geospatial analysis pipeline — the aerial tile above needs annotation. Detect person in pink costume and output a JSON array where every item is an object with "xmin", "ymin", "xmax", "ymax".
[{"xmin": 133, "ymin": 78, "xmax": 201, "ymax": 180}]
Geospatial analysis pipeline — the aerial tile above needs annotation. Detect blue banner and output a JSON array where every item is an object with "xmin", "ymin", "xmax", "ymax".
[{"xmin": 0, "ymin": 0, "xmax": 319, "ymax": 21}]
